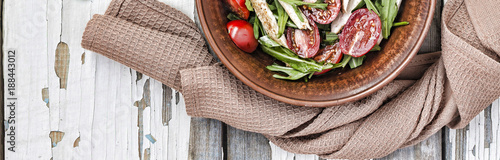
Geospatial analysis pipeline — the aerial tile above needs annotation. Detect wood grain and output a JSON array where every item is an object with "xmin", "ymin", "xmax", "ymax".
[
  {"xmin": 3, "ymin": 0, "xmax": 193, "ymax": 159},
  {"xmin": 2, "ymin": 0, "xmax": 500, "ymax": 160},
  {"xmin": 226, "ymin": 126, "xmax": 272, "ymax": 160}
]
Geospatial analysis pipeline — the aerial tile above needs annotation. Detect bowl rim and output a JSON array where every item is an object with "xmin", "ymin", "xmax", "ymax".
[{"xmin": 195, "ymin": 0, "xmax": 436, "ymax": 107}]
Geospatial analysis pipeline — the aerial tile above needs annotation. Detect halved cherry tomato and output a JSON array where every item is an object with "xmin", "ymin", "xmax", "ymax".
[
  {"xmin": 226, "ymin": 0, "xmax": 250, "ymax": 20},
  {"xmin": 301, "ymin": 0, "xmax": 341, "ymax": 24},
  {"xmin": 312, "ymin": 43, "xmax": 343, "ymax": 75},
  {"xmin": 286, "ymin": 18, "xmax": 320, "ymax": 58},
  {"xmin": 339, "ymin": 8, "xmax": 381, "ymax": 57},
  {"xmin": 227, "ymin": 20, "xmax": 258, "ymax": 53}
]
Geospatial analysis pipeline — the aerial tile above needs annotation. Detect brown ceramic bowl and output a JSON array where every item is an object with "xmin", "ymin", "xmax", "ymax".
[{"xmin": 196, "ymin": 0, "xmax": 435, "ymax": 107}]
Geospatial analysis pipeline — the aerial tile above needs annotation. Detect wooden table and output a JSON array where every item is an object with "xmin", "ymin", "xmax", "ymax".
[{"xmin": 2, "ymin": 0, "xmax": 499, "ymax": 159}]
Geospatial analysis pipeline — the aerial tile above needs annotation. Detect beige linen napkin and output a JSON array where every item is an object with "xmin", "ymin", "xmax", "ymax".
[{"xmin": 81, "ymin": 0, "xmax": 500, "ymax": 159}]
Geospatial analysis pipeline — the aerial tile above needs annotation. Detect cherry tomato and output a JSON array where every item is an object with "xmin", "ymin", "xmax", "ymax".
[
  {"xmin": 286, "ymin": 18, "xmax": 320, "ymax": 58},
  {"xmin": 312, "ymin": 43, "xmax": 343, "ymax": 75},
  {"xmin": 226, "ymin": 0, "xmax": 250, "ymax": 20},
  {"xmin": 301, "ymin": 0, "xmax": 341, "ymax": 24},
  {"xmin": 227, "ymin": 20, "xmax": 258, "ymax": 53},
  {"xmin": 339, "ymin": 8, "xmax": 382, "ymax": 57}
]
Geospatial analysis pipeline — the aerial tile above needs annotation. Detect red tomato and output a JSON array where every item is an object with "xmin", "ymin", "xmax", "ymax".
[
  {"xmin": 339, "ymin": 8, "xmax": 382, "ymax": 57},
  {"xmin": 302, "ymin": 0, "xmax": 341, "ymax": 24},
  {"xmin": 226, "ymin": 0, "xmax": 250, "ymax": 20},
  {"xmin": 227, "ymin": 20, "xmax": 258, "ymax": 53},
  {"xmin": 312, "ymin": 43, "xmax": 343, "ymax": 75},
  {"xmin": 286, "ymin": 18, "xmax": 320, "ymax": 58}
]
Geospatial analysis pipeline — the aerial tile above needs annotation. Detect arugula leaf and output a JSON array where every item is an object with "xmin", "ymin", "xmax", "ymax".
[
  {"xmin": 286, "ymin": 20, "xmax": 298, "ymax": 28},
  {"xmin": 292, "ymin": 4, "xmax": 305, "ymax": 22},
  {"xmin": 266, "ymin": 64, "xmax": 309, "ymax": 80},
  {"xmin": 245, "ymin": 0, "xmax": 254, "ymax": 11},
  {"xmin": 261, "ymin": 45, "xmax": 333, "ymax": 73},
  {"xmin": 339, "ymin": 55, "xmax": 352, "ymax": 68},
  {"xmin": 393, "ymin": 21, "xmax": 409, "ymax": 27},
  {"xmin": 269, "ymin": 1, "xmax": 277, "ymax": 10},
  {"xmin": 324, "ymin": 32, "xmax": 339, "ymax": 41},
  {"xmin": 253, "ymin": 16, "xmax": 267, "ymax": 36},
  {"xmin": 370, "ymin": 45, "xmax": 381, "ymax": 51},
  {"xmin": 348, "ymin": 55, "xmax": 366, "ymax": 69},
  {"xmin": 317, "ymin": 23, "xmax": 331, "ymax": 31},
  {"xmin": 321, "ymin": 32, "xmax": 339, "ymax": 46},
  {"xmin": 275, "ymin": 0, "xmax": 289, "ymax": 37},
  {"xmin": 259, "ymin": 36, "xmax": 281, "ymax": 47},
  {"xmin": 364, "ymin": 0, "xmax": 380, "ymax": 15},
  {"xmin": 227, "ymin": 13, "xmax": 241, "ymax": 21},
  {"xmin": 280, "ymin": 0, "xmax": 328, "ymax": 10},
  {"xmin": 376, "ymin": 0, "xmax": 399, "ymax": 39},
  {"xmin": 253, "ymin": 17, "xmax": 260, "ymax": 39},
  {"xmin": 353, "ymin": 1, "xmax": 366, "ymax": 11}
]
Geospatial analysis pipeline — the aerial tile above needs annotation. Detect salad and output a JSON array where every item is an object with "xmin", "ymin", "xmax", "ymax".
[{"xmin": 225, "ymin": 0, "xmax": 407, "ymax": 81}]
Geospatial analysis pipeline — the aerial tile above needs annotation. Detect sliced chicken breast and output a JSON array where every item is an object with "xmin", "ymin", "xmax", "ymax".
[{"xmin": 250, "ymin": 0, "xmax": 288, "ymax": 47}]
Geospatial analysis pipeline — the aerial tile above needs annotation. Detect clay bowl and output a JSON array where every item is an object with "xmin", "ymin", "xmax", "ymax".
[{"xmin": 196, "ymin": 0, "xmax": 435, "ymax": 107}]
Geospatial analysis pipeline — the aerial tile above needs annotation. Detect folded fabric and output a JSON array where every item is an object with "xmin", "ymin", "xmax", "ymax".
[{"xmin": 81, "ymin": 0, "xmax": 500, "ymax": 159}]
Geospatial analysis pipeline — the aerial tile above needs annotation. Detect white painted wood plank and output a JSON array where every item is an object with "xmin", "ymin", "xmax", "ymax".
[
  {"xmin": 270, "ymin": 142, "xmax": 321, "ymax": 160},
  {"xmin": 447, "ymin": 98, "xmax": 500, "ymax": 160},
  {"xmin": 6, "ymin": 0, "xmax": 195, "ymax": 159},
  {"xmin": 3, "ymin": 0, "xmax": 52, "ymax": 159}
]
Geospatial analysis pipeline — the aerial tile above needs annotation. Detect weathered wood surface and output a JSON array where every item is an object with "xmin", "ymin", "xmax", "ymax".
[{"xmin": 2, "ymin": 0, "xmax": 500, "ymax": 159}]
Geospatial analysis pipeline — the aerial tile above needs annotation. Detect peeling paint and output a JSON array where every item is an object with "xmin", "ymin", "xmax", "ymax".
[
  {"xmin": 81, "ymin": 52, "xmax": 85, "ymax": 64},
  {"xmin": 49, "ymin": 131, "xmax": 65, "ymax": 148},
  {"xmin": 4, "ymin": 121, "xmax": 9, "ymax": 132},
  {"xmin": 162, "ymin": 85, "xmax": 172, "ymax": 126},
  {"xmin": 175, "ymin": 91, "xmax": 180, "ymax": 105},
  {"xmin": 136, "ymin": 79, "xmax": 151, "ymax": 160},
  {"xmin": 73, "ymin": 137, "xmax": 80, "ymax": 147},
  {"xmin": 472, "ymin": 145, "xmax": 476, "ymax": 156},
  {"xmin": 42, "ymin": 87, "xmax": 49, "ymax": 108},
  {"xmin": 136, "ymin": 71, "xmax": 143, "ymax": 82},
  {"xmin": 144, "ymin": 148, "xmax": 151, "ymax": 160},
  {"xmin": 145, "ymin": 134, "xmax": 156, "ymax": 144},
  {"xmin": 55, "ymin": 42, "xmax": 70, "ymax": 89},
  {"xmin": 484, "ymin": 105, "xmax": 492, "ymax": 148}
]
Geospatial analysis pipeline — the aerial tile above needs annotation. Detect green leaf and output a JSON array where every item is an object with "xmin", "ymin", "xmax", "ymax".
[
  {"xmin": 261, "ymin": 45, "xmax": 332, "ymax": 73},
  {"xmin": 245, "ymin": 0, "xmax": 254, "ymax": 11},
  {"xmin": 276, "ymin": 0, "xmax": 289, "ymax": 37},
  {"xmin": 317, "ymin": 23, "xmax": 331, "ymax": 31},
  {"xmin": 393, "ymin": 21, "xmax": 409, "ymax": 27},
  {"xmin": 339, "ymin": 54, "xmax": 352, "ymax": 68},
  {"xmin": 364, "ymin": 0, "xmax": 380, "ymax": 15},
  {"xmin": 280, "ymin": 0, "xmax": 328, "ymax": 10},
  {"xmin": 321, "ymin": 32, "xmax": 339, "ymax": 46},
  {"xmin": 292, "ymin": 4, "xmax": 305, "ymax": 22},
  {"xmin": 370, "ymin": 45, "xmax": 381, "ymax": 51},
  {"xmin": 352, "ymin": 0, "xmax": 366, "ymax": 11},
  {"xmin": 253, "ymin": 17, "xmax": 260, "ymax": 39},
  {"xmin": 253, "ymin": 16, "xmax": 267, "ymax": 36},
  {"xmin": 269, "ymin": 1, "xmax": 277, "ymax": 10},
  {"xmin": 324, "ymin": 32, "xmax": 339, "ymax": 41},
  {"xmin": 259, "ymin": 36, "xmax": 281, "ymax": 47},
  {"xmin": 227, "ymin": 13, "xmax": 241, "ymax": 21},
  {"xmin": 348, "ymin": 55, "xmax": 366, "ymax": 69},
  {"xmin": 266, "ymin": 64, "xmax": 310, "ymax": 80},
  {"xmin": 286, "ymin": 20, "xmax": 298, "ymax": 28},
  {"xmin": 378, "ymin": 0, "xmax": 399, "ymax": 39},
  {"xmin": 249, "ymin": 15, "xmax": 256, "ymax": 24}
]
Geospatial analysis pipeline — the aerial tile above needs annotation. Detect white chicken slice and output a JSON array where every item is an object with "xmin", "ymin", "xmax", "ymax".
[
  {"xmin": 278, "ymin": 0, "xmax": 311, "ymax": 30},
  {"xmin": 330, "ymin": 0, "xmax": 362, "ymax": 34},
  {"xmin": 342, "ymin": 0, "xmax": 350, "ymax": 13},
  {"xmin": 250, "ymin": 0, "xmax": 288, "ymax": 47}
]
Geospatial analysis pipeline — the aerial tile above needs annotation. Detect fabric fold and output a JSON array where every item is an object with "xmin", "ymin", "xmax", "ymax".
[{"xmin": 80, "ymin": 0, "xmax": 500, "ymax": 159}]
